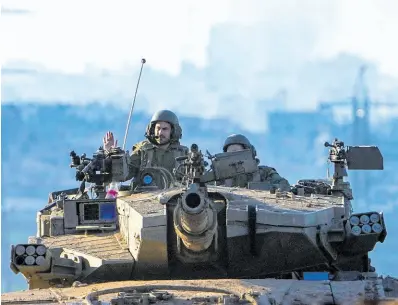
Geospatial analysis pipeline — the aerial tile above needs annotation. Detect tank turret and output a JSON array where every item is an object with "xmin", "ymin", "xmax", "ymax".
[
  {"xmin": 5, "ymin": 139, "xmax": 397, "ymax": 303},
  {"xmin": 174, "ymin": 182, "xmax": 218, "ymax": 254}
]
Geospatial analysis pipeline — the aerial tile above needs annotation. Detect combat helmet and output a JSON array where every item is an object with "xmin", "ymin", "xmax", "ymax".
[
  {"xmin": 223, "ymin": 134, "xmax": 257, "ymax": 157},
  {"xmin": 145, "ymin": 110, "xmax": 182, "ymax": 144}
]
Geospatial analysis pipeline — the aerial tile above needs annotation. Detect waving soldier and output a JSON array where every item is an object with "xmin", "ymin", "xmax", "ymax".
[{"xmin": 103, "ymin": 110, "xmax": 188, "ymax": 181}]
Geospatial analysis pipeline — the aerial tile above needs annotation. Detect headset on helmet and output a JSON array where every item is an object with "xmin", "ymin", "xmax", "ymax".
[{"xmin": 144, "ymin": 110, "xmax": 182, "ymax": 144}]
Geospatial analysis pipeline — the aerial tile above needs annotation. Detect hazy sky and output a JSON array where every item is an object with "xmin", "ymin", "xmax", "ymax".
[
  {"xmin": 2, "ymin": 2, "xmax": 398, "ymax": 290},
  {"xmin": 2, "ymin": 0, "xmax": 398, "ymax": 131}
]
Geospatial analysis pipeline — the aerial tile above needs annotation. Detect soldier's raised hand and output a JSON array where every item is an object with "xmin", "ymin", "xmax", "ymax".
[{"xmin": 103, "ymin": 131, "xmax": 118, "ymax": 151}]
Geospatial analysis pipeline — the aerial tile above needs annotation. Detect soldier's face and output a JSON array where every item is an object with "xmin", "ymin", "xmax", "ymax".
[
  {"xmin": 154, "ymin": 121, "xmax": 171, "ymax": 144},
  {"xmin": 227, "ymin": 144, "xmax": 244, "ymax": 152}
]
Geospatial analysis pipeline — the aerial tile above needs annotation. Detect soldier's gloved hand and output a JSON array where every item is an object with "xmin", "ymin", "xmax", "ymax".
[{"xmin": 103, "ymin": 131, "xmax": 118, "ymax": 151}]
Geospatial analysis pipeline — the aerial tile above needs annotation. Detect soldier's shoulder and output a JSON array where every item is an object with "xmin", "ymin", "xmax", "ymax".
[
  {"xmin": 258, "ymin": 166, "xmax": 280, "ymax": 179},
  {"xmin": 258, "ymin": 165, "xmax": 277, "ymax": 173},
  {"xmin": 132, "ymin": 140, "xmax": 152, "ymax": 152}
]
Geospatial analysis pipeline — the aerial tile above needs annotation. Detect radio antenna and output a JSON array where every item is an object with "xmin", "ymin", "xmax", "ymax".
[{"xmin": 122, "ymin": 58, "xmax": 146, "ymax": 150}]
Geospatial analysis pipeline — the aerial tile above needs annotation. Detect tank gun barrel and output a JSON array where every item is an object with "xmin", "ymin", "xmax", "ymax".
[
  {"xmin": 173, "ymin": 184, "xmax": 218, "ymax": 253},
  {"xmin": 180, "ymin": 188, "xmax": 209, "ymax": 234},
  {"xmin": 172, "ymin": 143, "xmax": 258, "ymax": 258}
]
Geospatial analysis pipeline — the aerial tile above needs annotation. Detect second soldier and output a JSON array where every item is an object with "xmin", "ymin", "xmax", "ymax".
[{"xmin": 219, "ymin": 134, "xmax": 290, "ymax": 191}]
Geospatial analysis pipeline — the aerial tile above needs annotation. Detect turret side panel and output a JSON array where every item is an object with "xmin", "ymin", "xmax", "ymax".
[
  {"xmin": 225, "ymin": 200, "xmax": 343, "ymax": 276},
  {"xmin": 125, "ymin": 196, "xmax": 169, "ymax": 278}
]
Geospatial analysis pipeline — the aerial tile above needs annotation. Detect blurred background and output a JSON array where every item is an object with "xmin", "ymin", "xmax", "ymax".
[{"xmin": 2, "ymin": 0, "xmax": 398, "ymax": 292}]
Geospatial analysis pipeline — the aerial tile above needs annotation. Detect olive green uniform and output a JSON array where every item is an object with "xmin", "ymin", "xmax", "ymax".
[
  {"xmin": 220, "ymin": 165, "xmax": 291, "ymax": 191},
  {"xmin": 126, "ymin": 140, "xmax": 189, "ymax": 180},
  {"xmin": 125, "ymin": 109, "xmax": 188, "ymax": 181}
]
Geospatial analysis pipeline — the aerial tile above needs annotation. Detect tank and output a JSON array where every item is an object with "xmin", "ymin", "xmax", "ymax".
[{"xmin": 3, "ymin": 139, "xmax": 398, "ymax": 304}]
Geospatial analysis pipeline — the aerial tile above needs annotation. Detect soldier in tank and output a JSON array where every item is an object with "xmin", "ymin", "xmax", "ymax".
[
  {"xmin": 219, "ymin": 134, "xmax": 291, "ymax": 191},
  {"xmin": 103, "ymin": 109, "xmax": 189, "ymax": 181}
]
